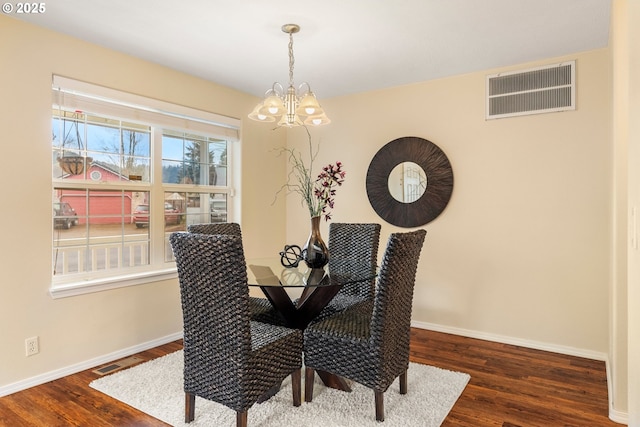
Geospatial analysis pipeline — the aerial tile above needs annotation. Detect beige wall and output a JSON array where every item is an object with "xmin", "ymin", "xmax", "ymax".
[
  {"xmin": 288, "ymin": 48, "xmax": 612, "ymax": 355},
  {"xmin": 611, "ymin": 0, "xmax": 630, "ymax": 420},
  {"xmin": 0, "ymin": 16, "xmax": 286, "ymax": 390},
  {"xmin": 619, "ymin": 0, "xmax": 640, "ymax": 423},
  {"xmin": 286, "ymin": 52, "xmax": 618, "ymax": 422}
]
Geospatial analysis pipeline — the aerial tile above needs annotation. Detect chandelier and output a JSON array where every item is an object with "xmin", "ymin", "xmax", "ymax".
[{"xmin": 248, "ymin": 24, "xmax": 330, "ymax": 127}]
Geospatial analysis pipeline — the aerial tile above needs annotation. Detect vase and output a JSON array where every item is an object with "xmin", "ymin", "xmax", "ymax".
[{"xmin": 303, "ymin": 216, "xmax": 329, "ymax": 269}]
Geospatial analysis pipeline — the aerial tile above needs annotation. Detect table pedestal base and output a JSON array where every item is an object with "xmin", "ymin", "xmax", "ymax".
[
  {"xmin": 316, "ymin": 370, "xmax": 352, "ymax": 392},
  {"xmin": 249, "ymin": 265, "xmax": 360, "ymax": 398}
]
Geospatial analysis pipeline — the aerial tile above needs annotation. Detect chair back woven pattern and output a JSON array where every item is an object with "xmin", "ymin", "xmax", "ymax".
[
  {"xmin": 170, "ymin": 232, "xmax": 302, "ymax": 412},
  {"xmin": 371, "ymin": 229, "xmax": 427, "ymax": 384},
  {"xmin": 186, "ymin": 223, "xmax": 285, "ymax": 325},
  {"xmin": 328, "ymin": 223, "xmax": 381, "ymax": 300},
  {"xmin": 187, "ymin": 222, "xmax": 242, "ymax": 237},
  {"xmin": 304, "ymin": 229, "xmax": 426, "ymax": 392}
]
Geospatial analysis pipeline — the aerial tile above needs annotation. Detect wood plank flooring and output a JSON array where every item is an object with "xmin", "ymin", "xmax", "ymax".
[
  {"xmin": 0, "ymin": 329, "xmax": 619, "ymax": 426},
  {"xmin": 410, "ymin": 329, "xmax": 618, "ymax": 427}
]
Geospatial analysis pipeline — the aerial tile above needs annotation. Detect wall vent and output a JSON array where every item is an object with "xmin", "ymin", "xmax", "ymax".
[{"xmin": 486, "ymin": 61, "xmax": 575, "ymax": 119}]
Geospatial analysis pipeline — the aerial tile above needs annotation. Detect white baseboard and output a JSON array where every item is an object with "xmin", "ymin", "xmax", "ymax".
[
  {"xmin": 411, "ymin": 321, "xmax": 608, "ymax": 360},
  {"xmin": 0, "ymin": 331, "xmax": 183, "ymax": 398},
  {"xmin": 412, "ymin": 321, "xmax": 629, "ymax": 425},
  {"xmin": 609, "ymin": 406, "xmax": 629, "ymax": 425},
  {"xmin": 604, "ymin": 359, "xmax": 629, "ymax": 425}
]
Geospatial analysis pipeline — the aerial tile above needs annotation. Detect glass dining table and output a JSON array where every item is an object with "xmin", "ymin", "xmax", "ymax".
[
  {"xmin": 247, "ymin": 257, "xmax": 376, "ymax": 330},
  {"xmin": 246, "ymin": 257, "xmax": 377, "ymax": 393}
]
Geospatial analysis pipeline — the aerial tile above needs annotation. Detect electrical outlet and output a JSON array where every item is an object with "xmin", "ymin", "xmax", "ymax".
[{"xmin": 25, "ymin": 336, "xmax": 39, "ymax": 357}]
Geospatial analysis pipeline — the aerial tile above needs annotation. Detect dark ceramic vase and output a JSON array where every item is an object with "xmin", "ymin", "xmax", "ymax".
[{"xmin": 303, "ymin": 216, "xmax": 329, "ymax": 268}]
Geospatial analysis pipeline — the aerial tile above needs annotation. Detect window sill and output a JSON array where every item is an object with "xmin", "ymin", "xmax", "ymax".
[{"xmin": 50, "ymin": 268, "xmax": 178, "ymax": 299}]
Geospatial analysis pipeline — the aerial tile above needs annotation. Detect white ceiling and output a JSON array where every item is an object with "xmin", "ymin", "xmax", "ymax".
[{"xmin": 13, "ymin": 0, "xmax": 611, "ymax": 99}]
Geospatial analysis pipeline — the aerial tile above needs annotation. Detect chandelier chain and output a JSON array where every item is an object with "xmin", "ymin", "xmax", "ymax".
[{"xmin": 288, "ymin": 32, "xmax": 295, "ymax": 88}]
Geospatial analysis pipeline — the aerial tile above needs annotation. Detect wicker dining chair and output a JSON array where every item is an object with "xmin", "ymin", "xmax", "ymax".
[
  {"xmin": 170, "ymin": 232, "xmax": 303, "ymax": 427},
  {"xmin": 186, "ymin": 222, "xmax": 285, "ymax": 325},
  {"xmin": 312, "ymin": 222, "xmax": 381, "ymax": 320},
  {"xmin": 187, "ymin": 222, "xmax": 243, "ymax": 236},
  {"xmin": 303, "ymin": 229, "xmax": 427, "ymax": 422}
]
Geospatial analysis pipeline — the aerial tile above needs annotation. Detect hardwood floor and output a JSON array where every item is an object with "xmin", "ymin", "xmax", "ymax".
[
  {"xmin": 410, "ymin": 329, "xmax": 619, "ymax": 427},
  {"xmin": 0, "ymin": 329, "xmax": 619, "ymax": 426}
]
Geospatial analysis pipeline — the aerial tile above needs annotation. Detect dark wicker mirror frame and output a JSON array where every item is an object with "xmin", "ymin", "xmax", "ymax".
[{"xmin": 366, "ymin": 136, "xmax": 453, "ymax": 228}]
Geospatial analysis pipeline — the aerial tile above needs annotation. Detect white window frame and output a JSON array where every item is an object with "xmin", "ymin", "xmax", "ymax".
[{"xmin": 50, "ymin": 76, "xmax": 240, "ymax": 298}]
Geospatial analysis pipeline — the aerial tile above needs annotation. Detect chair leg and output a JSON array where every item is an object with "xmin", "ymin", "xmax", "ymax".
[
  {"xmin": 236, "ymin": 410, "xmax": 248, "ymax": 427},
  {"xmin": 185, "ymin": 392, "xmax": 195, "ymax": 423},
  {"xmin": 305, "ymin": 367, "xmax": 315, "ymax": 402},
  {"xmin": 400, "ymin": 369, "xmax": 408, "ymax": 394},
  {"xmin": 292, "ymin": 368, "xmax": 302, "ymax": 406},
  {"xmin": 374, "ymin": 390, "xmax": 384, "ymax": 421}
]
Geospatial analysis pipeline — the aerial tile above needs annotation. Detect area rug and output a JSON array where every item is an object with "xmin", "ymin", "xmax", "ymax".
[{"xmin": 90, "ymin": 350, "xmax": 469, "ymax": 427}]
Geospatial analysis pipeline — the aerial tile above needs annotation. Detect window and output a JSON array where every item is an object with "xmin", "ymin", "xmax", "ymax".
[{"xmin": 51, "ymin": 76, "xmax": 239, "ymax": 297}]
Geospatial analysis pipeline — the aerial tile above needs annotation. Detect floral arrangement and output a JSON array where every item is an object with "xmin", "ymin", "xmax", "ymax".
[
  {"xmin": 275, "ymin": 128, "xmax": 346, "ymax": 221},
  {"xmin": 313, "ymin": 161, "xmax": 346, "ymax": 220}
]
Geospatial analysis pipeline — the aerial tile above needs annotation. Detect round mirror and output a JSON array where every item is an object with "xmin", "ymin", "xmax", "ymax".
[
  {"xmin": 366, "ymin": 136, "xmax": 453, "ymax": 228},
  {"xmin": 388, "ymin": 162, "xmax": 427, "ymax": 203}
]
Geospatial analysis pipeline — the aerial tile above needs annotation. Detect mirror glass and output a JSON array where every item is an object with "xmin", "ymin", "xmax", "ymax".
[{"xmin": 388, "ymin": 162, "xmax": 427, "ymax": 203}]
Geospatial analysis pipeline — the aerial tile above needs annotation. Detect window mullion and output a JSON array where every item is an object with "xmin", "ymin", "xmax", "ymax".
[{"xmin": 150, "ymin": 127, "xmax": 167, "ymax": 266}]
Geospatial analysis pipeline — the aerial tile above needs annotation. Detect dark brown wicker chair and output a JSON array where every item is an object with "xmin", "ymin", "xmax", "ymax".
[
  {"xmin": 170, "ymin": 232, "xmax": 303, "ymax": 427},
  {"xmin": 312, "ymin": 222, "xmax": 381, "ymax": 320},
  {"xmin": 187, "ymin": 222, "xmax": 243, "ymax": 236},
  {"xmin": 186, "ymin": 222, "xmax": 285, "ymax": 325},
  {"xmin": 303, "ymin": 229, "xmax": 427, "ymax": 422}
]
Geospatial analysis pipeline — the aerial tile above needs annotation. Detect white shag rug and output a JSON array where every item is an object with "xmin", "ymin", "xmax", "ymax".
[{"xmin": 90, "ymin": 350, "xmax": 469, "ymax": 427}]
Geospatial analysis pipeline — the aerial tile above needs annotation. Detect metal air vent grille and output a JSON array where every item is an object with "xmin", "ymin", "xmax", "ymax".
[{"xmin": 486, "ymin": 61, "xmax": 575, "ymax": 119}]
